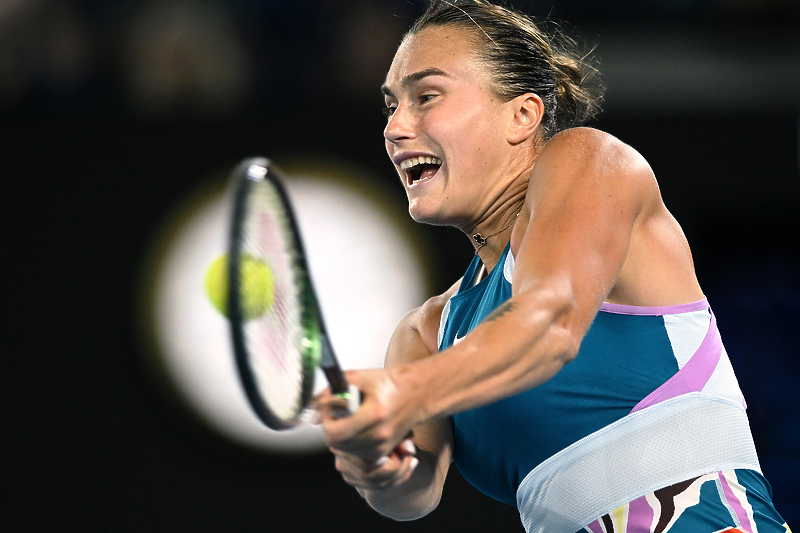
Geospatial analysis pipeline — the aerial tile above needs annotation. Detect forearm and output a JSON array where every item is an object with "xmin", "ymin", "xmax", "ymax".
[{"xmin": 398, "ymin": 283, "xmax": 583, "ymax": 421}]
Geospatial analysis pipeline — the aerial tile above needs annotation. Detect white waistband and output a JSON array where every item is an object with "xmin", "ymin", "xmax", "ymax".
[{"xmin": 516, "ymin": 393, "xmax": 761, "ymax": 533}]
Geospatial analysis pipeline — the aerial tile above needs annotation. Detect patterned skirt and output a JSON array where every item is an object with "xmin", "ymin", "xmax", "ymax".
[{"xmin": 582, "ymin": 470, "xmax": 790, "ymax": 533}]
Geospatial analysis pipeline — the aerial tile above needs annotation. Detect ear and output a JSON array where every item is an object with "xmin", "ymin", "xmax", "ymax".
[{"xmin": 506, "ymin": 93, "xmax": 544, "ymax": 145}]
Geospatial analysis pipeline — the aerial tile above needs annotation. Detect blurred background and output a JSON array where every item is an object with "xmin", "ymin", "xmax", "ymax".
[{"xmin": 4, "ymin": 0, "xmax": 799, "ymax": 530}]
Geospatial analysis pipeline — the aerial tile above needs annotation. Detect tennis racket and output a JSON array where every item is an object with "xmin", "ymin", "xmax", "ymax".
[{"xmin": 227, "ymin": 157, "xmax": 358, "ymax": 430}]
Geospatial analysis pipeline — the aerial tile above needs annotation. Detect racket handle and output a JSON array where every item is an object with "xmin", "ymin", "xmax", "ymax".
[
  {"xmin": 320, "ymin": 335, "xmax": 349, "ymax": 391},
  {"xmin": 332, "ymin": 384, "xmax": 360, "ymax": 419},
  {"xmin": 318, "ymin": 336, "xmax": 360, "ymax": 417}
]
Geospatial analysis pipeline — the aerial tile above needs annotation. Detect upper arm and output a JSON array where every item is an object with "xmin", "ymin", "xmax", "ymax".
[
  {"xmin": 382, "ymin": 282, "xmax": 461, "ymax": 488},
  {"xmin": 385, "ymin": 278, "xmax": 460, "ymax": 368},
  {"xmin": 511, "ymin": 127, "xmax": 652, "ymax": 339}
]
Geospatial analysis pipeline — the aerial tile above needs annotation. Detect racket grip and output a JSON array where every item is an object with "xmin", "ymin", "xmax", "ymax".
[{"xmin": 332, "ymin": 384, "xmax": 360, "ymax": 419}]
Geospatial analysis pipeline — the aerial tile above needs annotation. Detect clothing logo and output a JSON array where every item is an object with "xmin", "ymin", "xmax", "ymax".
[{"xmin": 454, "ymin": 331, "xmax": 467, "ymax": 345}]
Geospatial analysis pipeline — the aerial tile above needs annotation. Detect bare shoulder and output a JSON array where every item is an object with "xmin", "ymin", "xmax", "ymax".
[
  {"xmin": 521, "ymin": 127, "xmax": 658, "ymax": 220},
  {"xmin": 536, "ymin": 128, "xmax": 703, "ymax": 306},
  {"xmin": 408, "ymin": 280, "xmax": 461, "ymax": 355},
  {"xmin": 384, "ymin": 280, "xmax": 460, "ymax": 368},
  {"xmin": 543, "ymin": 127, "xmax": 652, "ymax": 175}
]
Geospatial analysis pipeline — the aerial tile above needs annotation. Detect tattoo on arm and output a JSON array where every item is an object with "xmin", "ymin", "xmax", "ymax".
[{"xmin": 484, "ymin": 300, "xmax": 516, "ymax": 323}]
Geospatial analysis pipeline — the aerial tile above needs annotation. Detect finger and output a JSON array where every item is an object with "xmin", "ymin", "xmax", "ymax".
[
  {"xmin": 335, "ymin": 451, "xmax": 419, "ymax": 490},
  {"xmin": 383, "ymin": 453, "xmax": 419, "ymax": 487},
  {"xmin": 331, "ymin": 448, "xmax": 385, "ymax": 471},
  {"xmin": 328, "ymin": 431, "xmax": 416, "ymax": 470},
  {"xmin": 364, "ymin": 454, "xmax": 419, "ymax": 489},
  {"xmin": 397, "ymin": 437, "xmax": 416, "ymax": 457},
  {"xmin": 335, "ymin": 454, "xmax": 390, "ymax": 489},
  {"xmin": 314, "ymin": 393, "xmax": 350, "ymax": 422}
]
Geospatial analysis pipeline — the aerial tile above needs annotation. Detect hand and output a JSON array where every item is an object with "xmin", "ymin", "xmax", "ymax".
[
  {"xmin": 332, "ymin": 438, "xmax": 418, "ymax": 492},
  {"xmin": 315, "ymin": 368, "xmax": 422, "ymax": 469},
  {"xmin": 315, "ymin": 367, "xmax": 453, "ymax": 520}
]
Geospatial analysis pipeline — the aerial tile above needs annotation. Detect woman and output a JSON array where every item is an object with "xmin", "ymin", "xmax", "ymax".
[{"xmin": 315, "ymin": 1, "xmax": 790, "ymax": 531}]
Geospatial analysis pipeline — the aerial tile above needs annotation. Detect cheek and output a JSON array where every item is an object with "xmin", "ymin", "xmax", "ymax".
[
  {"xmin": 423, "ymin": 112, "xmax": 469, "ymax": 156},
  {"xmin": 441, "ymin": 101, "xmax": 495, "ymax": 142}
]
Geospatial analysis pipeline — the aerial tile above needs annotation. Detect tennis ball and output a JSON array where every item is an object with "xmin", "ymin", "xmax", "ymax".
[{"xmin": 204, "ymin": 253, "xmax": 275, "ymax": 320}]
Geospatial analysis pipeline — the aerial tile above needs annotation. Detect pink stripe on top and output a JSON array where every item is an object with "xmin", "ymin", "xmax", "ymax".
[
  {"xmin": 600, "ymin": 299, "xmax": 709, "ymax": 316},
  {"xmin": 630, "ymin": 310, "xmax": 722, "ymax": 414}
]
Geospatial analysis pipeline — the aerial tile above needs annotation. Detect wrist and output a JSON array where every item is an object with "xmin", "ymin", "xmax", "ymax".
[{"xmin": 389, "ymin": 359, "xmax": 437, "ymax": 426}]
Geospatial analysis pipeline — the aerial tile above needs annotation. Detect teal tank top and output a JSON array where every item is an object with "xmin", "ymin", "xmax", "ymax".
[{"xmin": 438, "ymin": 245, "xmax": 687, "ymax": 506}]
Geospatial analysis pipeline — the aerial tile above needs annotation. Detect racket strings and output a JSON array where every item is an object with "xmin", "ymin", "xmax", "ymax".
[{"xmin": 240, "ymin": 182, "xmax": 308, "ymax": 421}]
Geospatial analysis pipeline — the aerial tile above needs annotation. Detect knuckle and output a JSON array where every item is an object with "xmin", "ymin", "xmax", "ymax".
[
  {"xmin": 372, "ymin": 426, "xmax": 394, "ymax": 444},
  {"xmin": 333, "ymin": 456, "xmax": 346, "ymax": 472},
  {"xmin": 365, "ymin": 402, "xmax": 387, "ymax": 425}
]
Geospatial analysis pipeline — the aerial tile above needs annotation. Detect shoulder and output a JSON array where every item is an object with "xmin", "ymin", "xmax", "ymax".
[
  {"xmin": 538, "ymin": 127, "xmax": 654, "ymax": 183},
  {"xmin": 412, "ymin": 280, "xmax": 461, "ymax": 351},
  {"xmin": 521, "ymin": 127, "xmax": 657, "ymax": 218},
  {"xmin": 385, "ymin": 280, "xmax": 461, "ymax": 367}
]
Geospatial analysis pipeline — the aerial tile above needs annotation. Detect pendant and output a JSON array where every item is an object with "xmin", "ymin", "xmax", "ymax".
[{"xmin": 473, "ymin": 233, "xmax": 486, "ymax": 245}]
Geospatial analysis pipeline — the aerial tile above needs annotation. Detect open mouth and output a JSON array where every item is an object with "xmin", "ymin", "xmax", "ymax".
[{"xmin": 400, "ymin": 156, "xmax": 442, "ymax": 186}]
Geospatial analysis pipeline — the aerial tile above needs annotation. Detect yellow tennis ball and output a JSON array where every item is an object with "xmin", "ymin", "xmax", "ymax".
[{"xmin": 204, "ymin": 253, "xmax": 275, "ymax": 320}]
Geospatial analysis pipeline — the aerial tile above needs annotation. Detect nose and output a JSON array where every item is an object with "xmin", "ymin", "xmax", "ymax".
[{"xmin": 383, "ymin": 105, "xmax": 415, "ymax": 145}]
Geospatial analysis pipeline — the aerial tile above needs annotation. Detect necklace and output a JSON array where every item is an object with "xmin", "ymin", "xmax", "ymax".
[{"xmin": 472, "ymin": 212, "xmax": 520, "ymax": 254}]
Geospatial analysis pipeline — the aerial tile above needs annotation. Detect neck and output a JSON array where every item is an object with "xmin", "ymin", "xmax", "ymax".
[
  {"xmin": 463, "ymin": 148, "xmax": 538, "ymax": 270},
  {"xmin": 469, "ymin": 204, "xmax": 522, "ymax": 271}
]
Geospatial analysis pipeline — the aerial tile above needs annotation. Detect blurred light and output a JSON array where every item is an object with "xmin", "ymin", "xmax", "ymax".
[
  {"xmin": 138, "ymin": 158, "xmax": 430, "ymax": 454},
  {"xmin": 0, "ymin": 0, "xmax": 35, "ymax": 19},
  {"xmin": 596, "ymin": 25, "xmax": 800, "ymax": 113},
  {"xmin": 123, "ymin": 0, "xmax": 254, "ymax": 115},
  {"xmin": 0, "ymin": 0, "xmax": 92, "ymax": 109},
  {"xmin": 329, "ymin": 3, "xmax": 409, "ymax": 95}
]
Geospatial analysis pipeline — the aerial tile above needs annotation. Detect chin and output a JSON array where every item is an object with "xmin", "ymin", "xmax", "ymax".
[{"xmin": 407, "ymin": 202, "xmax": 449, "ymax": 227}]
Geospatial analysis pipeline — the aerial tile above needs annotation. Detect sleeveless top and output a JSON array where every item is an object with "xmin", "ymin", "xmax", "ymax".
[{"xmin": 437, "ymin": 244, "xmax": 760, "ymax": 532}]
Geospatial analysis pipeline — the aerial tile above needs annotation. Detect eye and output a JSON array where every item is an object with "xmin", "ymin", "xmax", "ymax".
[
  {"xmin": 419, "ymin": 93, "xmax": 437, "ymax": 105},
  {"xmin": 382, "ymin": 105, "xmax": 396, "ymax": 118}
]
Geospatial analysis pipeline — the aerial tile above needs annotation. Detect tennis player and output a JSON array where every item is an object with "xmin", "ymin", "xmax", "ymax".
[{"xmin": 316, "ymin": 1, "xmax": 790, "ymax": 531}]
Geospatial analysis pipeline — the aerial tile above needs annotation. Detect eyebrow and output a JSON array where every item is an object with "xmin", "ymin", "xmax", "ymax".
[{"xmin": 381, "ymin": 67, "xmax": 450, "ymax": 98}]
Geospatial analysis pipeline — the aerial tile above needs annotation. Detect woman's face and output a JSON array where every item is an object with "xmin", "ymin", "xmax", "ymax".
[{"xmin": 382, "ymin": 26, "xmax": 521, "ymax": 227}]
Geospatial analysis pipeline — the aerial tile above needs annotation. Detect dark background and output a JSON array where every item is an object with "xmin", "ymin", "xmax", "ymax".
[{"xmin": 4, "ymin": 0, "xmax": 799, "ymax": 530}]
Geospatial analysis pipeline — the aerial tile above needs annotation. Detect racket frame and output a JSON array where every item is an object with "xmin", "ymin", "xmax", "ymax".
[{"xmin": 227, "ymin": 157, "xmax": 354, "ymax": 430}]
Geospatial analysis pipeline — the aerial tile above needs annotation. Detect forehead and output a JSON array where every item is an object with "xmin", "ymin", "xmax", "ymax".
[{"xmin": 384, "ymin": 26, "xmax": 489, "ymax": 89}]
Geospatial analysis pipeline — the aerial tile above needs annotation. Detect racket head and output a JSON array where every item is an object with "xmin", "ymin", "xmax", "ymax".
[{"xmin": 227, "ymin": 158, "xmax": 323, "ymax": 430}]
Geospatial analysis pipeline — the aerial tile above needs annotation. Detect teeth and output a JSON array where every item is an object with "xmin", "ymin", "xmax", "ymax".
[{"xmin": 399, "ymin": 156, "xmax": 442, "ymax": 171}]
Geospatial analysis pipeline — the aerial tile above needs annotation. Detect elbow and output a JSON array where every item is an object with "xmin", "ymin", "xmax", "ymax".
[
  {"xmin": 528, "ymin": 278, "xmax": 582, "ymax": 366},
  {"xmin": 557, "ymin": 329, "xmax": 581, "ymax": 366},
  {"xmin": 553, "ymin": 292, "xmax": 582, "ymax": 367},
  {"xmin": 545, "ymin": 312, "xmax": 580, "ymax": 369},
  {"xmin": 381, "ymin": 503, "xmax": 439, "ymax": 522},
  {"xmin": 364, "ymin": 492, "xmax": 441, "ymax": 522}
]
